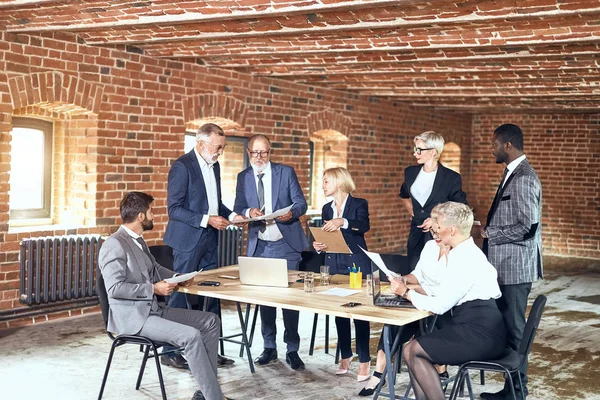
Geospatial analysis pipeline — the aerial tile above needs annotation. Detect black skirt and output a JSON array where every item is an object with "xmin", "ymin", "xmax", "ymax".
[{"xmin": 417, "ymin": 299, "xmax": 507, "ymax": 365}]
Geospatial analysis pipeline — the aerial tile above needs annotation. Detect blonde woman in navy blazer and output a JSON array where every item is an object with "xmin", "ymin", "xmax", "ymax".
[
  {"xmin": 400, "ymin": 131, "xmax": 467, "ymax": 270},
  {"xmin": 313, "ymin": 167, "xmax": 371, "ymax": 382}
]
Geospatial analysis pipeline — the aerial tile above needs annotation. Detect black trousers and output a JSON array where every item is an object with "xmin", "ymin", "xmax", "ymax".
[
  {"xmin": 335, "ymin": 317, "xmax": 370, "ymax": 363},
  {"xmin": 497, "ymin": 282, "xmax": 532, "ymax": 395}
]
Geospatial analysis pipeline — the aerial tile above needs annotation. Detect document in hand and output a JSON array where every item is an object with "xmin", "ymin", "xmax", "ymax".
[
  {"xmin": 309, "ymin": 227, "xmax": 352, "ymax": 254},
  {"xmin": 358, "ymin": 246, "xmax": 401, "ymax": 279},
  {"xmin": 164, "ymin": 271, "xmax": 200, "ymax": 284},
  {"xmin": 232, "ymin": 204, "xmax": 295, "ymax": 223}
]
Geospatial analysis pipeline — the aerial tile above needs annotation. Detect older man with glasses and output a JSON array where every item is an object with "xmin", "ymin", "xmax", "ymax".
[
  {"xmin": 162, "ymin": 123, "xmax": 246, "ymax": 370},
  {"xmin": 233, "ymin": 134, "xmax": 309, "ymax": 371}
]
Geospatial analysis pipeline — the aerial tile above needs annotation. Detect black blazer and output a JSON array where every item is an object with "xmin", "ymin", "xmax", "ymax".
[
  {"xmin": 321, "ymin": 195, "xmax": 371, "ymax": 274},
  {"xmin": 399, "ymin": 163, "xmax": 467, "ymax": 252}
]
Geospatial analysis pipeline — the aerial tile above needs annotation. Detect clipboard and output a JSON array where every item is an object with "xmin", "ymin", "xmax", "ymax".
[{"xmin": 309, "ymin": 227, "xmax": 352, "ymax": 254}]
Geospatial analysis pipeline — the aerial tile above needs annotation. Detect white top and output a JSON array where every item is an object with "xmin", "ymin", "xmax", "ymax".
[
  {"xmin": 330, "ymin": 194, "xmax": 349, "ymax": 230},
  {"xmin": 121, "ymin": 225, "xmax": 143, "ymax": 251},
  {"xmin": 410, "ymin": 237, "xmax": 502, "ymax": 315},
  {"xmin": 410, "ymin": 167, "xmax": 437, "ymax": 207},
  {"xmin": 503, "ymin": 154, "xmax": 527, "ymax": 187},
  {"xmin": 195, "ymin": 148, "xmax": 236, "ymax": 228},
  {"xmin": 411, "ymin": 240, "xmax": 447, "ymax": 296},
  {"xmin": 251, "ymin": 162, "xmax": 284, "ymax": 242}
]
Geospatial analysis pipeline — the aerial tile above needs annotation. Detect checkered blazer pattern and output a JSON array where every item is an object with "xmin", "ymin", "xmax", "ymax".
[{"xmin": 486, "ymin": 159, "xmax": 543, "ymax": 285}]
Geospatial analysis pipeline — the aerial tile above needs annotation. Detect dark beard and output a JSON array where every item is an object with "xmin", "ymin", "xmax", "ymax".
[{"xmin": 141, "ymin": 218, "xmax": 154, "ymax": 231}]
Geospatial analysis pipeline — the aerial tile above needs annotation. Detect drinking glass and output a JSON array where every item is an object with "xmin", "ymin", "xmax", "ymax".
[
  {"xmin": 320, "ymin": 265, "xmax": 330, "ymax": 286},
  {"xmin": 304, "ymin": 272, "xmax": 315, "ymax": 293},
  {"xmin": 366, "ymin": 274, "xmax": 373, "ymax": 296}
]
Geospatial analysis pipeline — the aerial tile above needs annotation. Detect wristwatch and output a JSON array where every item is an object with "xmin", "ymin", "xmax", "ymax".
[{"xmin": 402, "ymin": 289, "xmax": 410, "ymax": 300}]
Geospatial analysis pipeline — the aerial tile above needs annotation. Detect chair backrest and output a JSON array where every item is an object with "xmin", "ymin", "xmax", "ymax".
[
  {"xmin": 379, "ymin": 254, "xmax": 411, "ymax": 281},
  {"xmin": 519, "ymin": 294, "xmax": 547, "ymax": 357},
  {"xmin": 299, "ymin": 250, "xmax": 325, "ymax": 273},
  {"xmin": 96, "ymin": 268, "xmax": 110, "ymax": 330},
  {"xmin": 149, "ymin": 245, "xmax": 174, "ymax": 269}
]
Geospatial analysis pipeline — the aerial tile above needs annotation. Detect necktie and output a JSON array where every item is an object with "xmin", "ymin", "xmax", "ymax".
[
  {"xmin": 257, "ymin": 173, "xmax": 266, "ymax": 233},
  {"xmin": 135, "ymin": 236, "xmax": 153, "ymax": 262}
]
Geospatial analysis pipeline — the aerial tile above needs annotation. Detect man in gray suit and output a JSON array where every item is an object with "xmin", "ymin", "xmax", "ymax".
[
  {"xmin": 99, "ymin": 191, "xmax": 232, "ymax": 400},
  {"xmin": 479, "ymin": 124, "xmax": 543, "ymax": 400}
]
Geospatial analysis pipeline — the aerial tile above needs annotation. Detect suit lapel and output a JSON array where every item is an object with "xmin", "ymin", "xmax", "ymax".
[
  {"xmin": 271, "ymin": 163, "xmax": 282, "ymax": 210},
  {"xmin": 117, "ymin": 228, "xmax": 151, "ymax": 281},
  {"xmin": 189, "ymin": 151, "xmax": 208, "ymax": 206},
  {"xmin": 422, "ymin": 164, "xmax": 445, "ymax": 209},
  {"xmin": 246, "ymin": 168, "xmax": 259, "ymax": 206},
  {"xmin": 342, "ymin": 194, "xmax": 353, "ymax": 219},
  {"xmin": 213, "ymin": 161, "xmax": 222, "ymax": 202}
]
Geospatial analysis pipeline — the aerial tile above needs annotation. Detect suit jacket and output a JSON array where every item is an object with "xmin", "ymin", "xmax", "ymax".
[
  {"xmin": 234, "ymin": 162, "xmax": 309, "ymax": 256},
  {"xmin": 322, "ymin": 195, "xmax": 371, "ymax": 274},
  {"xmin": 486, "ymin": 159, "xmax": 543, "ymax": 285},
  {"xmin": 99, "ymin": 227, "xmax": 176, "ymax": 336},
  {"xmin": 399, "ymin": 163, "xmax": 468, "ymax": 252},
  {"xmin": 164, "ymin": 150, "xmax": 232, "ymax": 252}
]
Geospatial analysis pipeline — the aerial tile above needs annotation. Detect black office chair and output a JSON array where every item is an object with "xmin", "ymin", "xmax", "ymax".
[
  {"xmin": 96, "ymin": 268, "xmax": 183, "ymax": 400},
  {"xmin": 448, "ymin": 294, "xmax": 548, "ymax": 400},
  {"xmin": 149, "ymin": 244, "xmax": 174, "ymax": 269}
]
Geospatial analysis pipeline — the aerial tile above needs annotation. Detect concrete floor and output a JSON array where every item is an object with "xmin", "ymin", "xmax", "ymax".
[{"xmin": 1, "ymin": 255, "xmax": 599, "ymax": 400}]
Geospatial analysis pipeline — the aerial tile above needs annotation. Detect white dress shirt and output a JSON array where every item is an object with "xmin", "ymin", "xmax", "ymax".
[
  {"xmin": 411, "ymin": 167, "xmax": 437, "ymax": 207},
  {"xmin": 248, "ymin": 162, "xmax": 284, "ymax": 242},
  {"xmin": 502, "ymin": 154, "xmax": 527, "ymax": 188},
  {"xmin": 330, "ymin": 194, "xmax": 349, "ymax": 230},
  {"xmin": 410, "ymin": 237, "xmax": 501, "ymax": 315},
  {"xmin": 194, "ymin": 147, "xmax": 236, "ymax": 228},
  {"xmin": 121, "ymin": 225, "xmax": 143, "ymax": 250}
]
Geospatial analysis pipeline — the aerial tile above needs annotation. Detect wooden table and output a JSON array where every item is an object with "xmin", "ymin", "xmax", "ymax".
[{"xmin": 178, "ymin": 265, "xmax": 431, "ymax": 399}]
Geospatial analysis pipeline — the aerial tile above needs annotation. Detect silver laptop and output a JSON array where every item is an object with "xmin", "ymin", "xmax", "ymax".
[{"xmin": 238, "ymin": 256, "xmax": 290, "ymax": 288}]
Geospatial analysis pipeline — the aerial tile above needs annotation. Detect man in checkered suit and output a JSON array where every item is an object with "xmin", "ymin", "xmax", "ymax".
[{"xmin": 479, "ymin": 123, "xmax": 543, "ymax": 400}]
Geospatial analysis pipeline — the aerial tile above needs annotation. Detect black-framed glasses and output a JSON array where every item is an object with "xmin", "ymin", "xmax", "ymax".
[
  {"xmin": 430, "ymin": 228, "xmax": 440, "ymax": 239},
  {"xmin": 414, "ymin": 146, "xmax": 434, "ymax": 155},
  {"xmin": 248, "ymin": 150, "xmax": 270, "ymax": 158}
]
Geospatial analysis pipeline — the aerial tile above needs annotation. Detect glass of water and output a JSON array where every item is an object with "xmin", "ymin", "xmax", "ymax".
[
  {"xmin": 320, "ymin": 265, "xmax": 330, "ymax": 286},
  {"xmin": 304, "ymin": 272, "xmax": 315, "ymax": 293},
  {"xmin": 366, "ymin": 274, "xmax": 373, "ymax": 296}
]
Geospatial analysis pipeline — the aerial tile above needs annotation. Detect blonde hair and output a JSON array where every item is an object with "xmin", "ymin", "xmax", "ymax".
[
  {"xmin": 414, "ymin": 131, "xmax": 445, "ymax": 159},
  {"xmin": 430, "ymin": 202, "xmax": 474, "ymax": 236},
  {"xmin": 323, "ymin": 167, "xmax": 356, "ymax": 194}
]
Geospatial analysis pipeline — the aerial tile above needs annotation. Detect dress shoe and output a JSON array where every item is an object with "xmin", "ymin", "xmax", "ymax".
[
  {"xmin": 335, "ymin": 357, "xmax": 352, "ymax": 375},
  {"xmin": 480, "ymin": 389, "xmax": 509, "ymax": 400},
  {"xmin": 285, "ymin": 351, "xmax": 306, "ymax": 371},
  {"xmin": 254, "ymin": 348, "xmax": 278, "ymax": 365},
  {"xmin": 217, "ymin": 354, "xmax": 235, "ymax": 367},
  {"xmin": 161, "ymin": 354, "xmax": 189, "ymax": 370},
  {"xmin": 358, "ymin": 375, "xmax": 383, "ymax": 397},
  {"xmin": 191, "ymin": 390, "xmax": 205, "ymax": 400},
  {"xmin": 438, "ymin": 370, "xmax": 449, "ymax": 380}
]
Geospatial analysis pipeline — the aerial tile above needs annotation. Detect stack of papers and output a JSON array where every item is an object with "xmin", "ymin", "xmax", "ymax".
[{"xmin": 165, "ymin": 271, "xmax": 200, "ymax": 284}]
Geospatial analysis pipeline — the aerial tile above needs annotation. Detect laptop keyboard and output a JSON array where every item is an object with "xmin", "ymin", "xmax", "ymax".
[{"xmin": 379, "ymin": 298, "xmax": 406, "ymax": 307}]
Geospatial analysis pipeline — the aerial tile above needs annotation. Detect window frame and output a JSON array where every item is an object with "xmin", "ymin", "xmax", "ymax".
[
  {"xmin": 308, "ymin": 140, "xmax": 315, "ymax": 207},
  {"xmin": 9, "ymin": 117, "xmax": 53, "ymax": 221}
]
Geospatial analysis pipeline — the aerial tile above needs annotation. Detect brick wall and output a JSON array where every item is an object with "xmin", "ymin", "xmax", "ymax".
[{"xmin": 470, "ymin": 114, "xmax": 600, "ymax": 258}]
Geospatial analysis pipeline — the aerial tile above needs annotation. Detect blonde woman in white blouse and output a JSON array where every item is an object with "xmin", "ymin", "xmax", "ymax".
[{"xmin": 391, "ymin": 202, "xmax": 506, "ymax": 400}]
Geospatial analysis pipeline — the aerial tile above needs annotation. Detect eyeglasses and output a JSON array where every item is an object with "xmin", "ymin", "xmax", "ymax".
[
  {"xmin": 430, "ymin": 228, "xmax": 440, "ymax": 239},
  {"xmin": 414, "ymin": 146, "xmax": 434, "ymax": 155},
  {"xmin": 248, "ymin": 150, "xmax": 270, "ymax": 158},
  {"xmin": 200, "ymin": 140, "xmax": 227, "ymax": 152}
]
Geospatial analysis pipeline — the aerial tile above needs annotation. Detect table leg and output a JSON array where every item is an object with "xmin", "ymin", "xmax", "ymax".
[
  {"xmin": 239, "ymin": 303, "xmax": 252, "ymax": 358},
  {"xmin": 236, "ymin": 302, "xmax": 255, "ymax": 373}
]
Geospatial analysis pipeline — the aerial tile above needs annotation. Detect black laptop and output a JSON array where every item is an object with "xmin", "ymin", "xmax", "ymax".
[{"xmin": 372, "ymin": 267, "xmax": 415, "ymax": 309}]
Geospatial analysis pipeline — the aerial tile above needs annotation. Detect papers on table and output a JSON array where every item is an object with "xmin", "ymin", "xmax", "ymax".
[
  {"xmin": 320, "ymin": 288, "xmax": 362, "ymax": 297},
  {"xmin": 164, "ymin": 271, "xmax": 200, "ymax": 284},
  {"xmin": 309, "ymin": 227, "xmax": 353, "ymax": 254},
  {"xmin": 358, "ymin": 246, "xmax": 401, "ymax": 279},
  {"xmin": 232, "ymin": 204, "xmax": 295, "ymax": 223}
]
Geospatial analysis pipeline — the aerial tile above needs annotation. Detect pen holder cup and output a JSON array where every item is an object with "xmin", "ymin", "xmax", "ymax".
[{"xmin": 349, "ymin": 272, "xmax": 363, "ymax": 289}]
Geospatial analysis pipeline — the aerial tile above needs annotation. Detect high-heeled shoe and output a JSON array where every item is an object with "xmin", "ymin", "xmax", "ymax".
[
  {"xmin": 335, "ymin": 357, "xmax": 353, "ymax": 375},
  {"xmin": 357, "ymin": 374, "xmax": 370, "ymax": 382},
  {"xmin": 358, "ymin": 374, "xmax": 385, "ymax": 397}
]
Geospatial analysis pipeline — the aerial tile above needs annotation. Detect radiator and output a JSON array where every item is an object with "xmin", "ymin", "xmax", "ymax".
[
  {"xmin": 19, "ymin": 235, "xmax": 104, "ymax": 306},
  {"xmin": 218, "ymin": 225, "xmax": 243, "ymax": 267}
]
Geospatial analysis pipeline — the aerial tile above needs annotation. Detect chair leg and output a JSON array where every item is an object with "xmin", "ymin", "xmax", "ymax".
[
  {"xmin": 309, "ymin": 314, "xmax": 318, "ymax": 356},
  {"xmin": 152, "ymin": 343, "xmax": 168, "ymax": 400},
  {"xmin": 218, "ymin": 302, "xmax": 225, "ymax": 355},
  {"xmin": 135, "ymin": 345, "xmax": 151, "ymax": 390},
  {"xmin": 98, "ymin": 342, "xmax": 119, "ymax": 400},
  {"xmin": 480, "ymin": 369, "xmax": 485, "ymax": 385},
  {"xmin": 506, "ymin": 372, "xmax": 518, "ymax": 400},
  {"xmin": 325, "ymin": 314, "xmax": 330, "ymax": 354},
  {"xmin": 396, "ymin": 343, "xmax": 403, "ymax": 374},
  {"xmin": 465, "ymin": 372, "xmax": 475, "ymax": 400},
  {"xmin": 448, "ymin": 368, "xmax": 465, "ymax": 400},
  {"xmin": 335, "ymin": 342, "xmax": 340, "ymax": 364}
]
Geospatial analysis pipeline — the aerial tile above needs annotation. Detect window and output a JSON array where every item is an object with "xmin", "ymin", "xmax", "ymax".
[
  {"xmin": 184, "ymin": 133, "xmax": 249, "ymax": 210},
  {"xmin": 9, "ymin": 118, "xmax": 53, "ymax": 221},
  {"xmin": 308, "ymin": 141, "xmax": 315, "ymax": 206}
]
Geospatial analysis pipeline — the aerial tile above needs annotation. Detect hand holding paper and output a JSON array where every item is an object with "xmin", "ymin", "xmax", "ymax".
[
  {"xmin": 233, "ymin": 204, "xmax": 294, "ymax": 223},
  {"xmin": 358, "ymin": 246, "xmax": 401, "ymax": 279},
  {"xmin": 165, "ymin": 271, "xmax": 201, "ymax": 284}
]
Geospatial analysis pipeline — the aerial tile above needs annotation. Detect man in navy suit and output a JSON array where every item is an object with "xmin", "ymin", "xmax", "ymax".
[
  {"xmin": 162, "ymin": 123, "xmax": 245, "ymax": 369},
  {"xmin": 234, "ymin": 134, "xmax": 309, "ymax": 370}
]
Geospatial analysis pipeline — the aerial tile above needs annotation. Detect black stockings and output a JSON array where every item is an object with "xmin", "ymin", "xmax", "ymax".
[{"xmin": 402, "ymin": 340, "xmax": 445, "ymax": 400}]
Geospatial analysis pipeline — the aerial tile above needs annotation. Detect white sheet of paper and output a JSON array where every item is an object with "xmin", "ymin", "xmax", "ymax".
[
  {"xmin": 164, "ymin": 271, "xmax": 200, "ymax": 284},
  {"xmin": 320, "ymin": 288, "xmax": 362, "ymax": 297},
  {"xmin": 232, "ymin": 204, "xmax": 295, "ymax": 223},
  {"xmin": 358, "ymin": 246, "xmax": 401, "ymax": 279}
]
